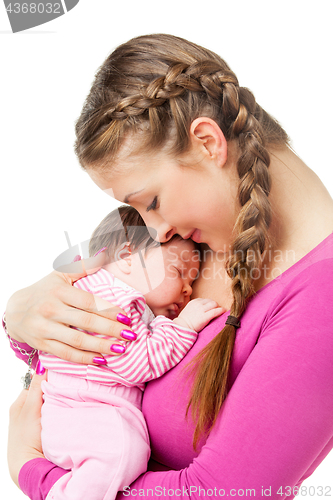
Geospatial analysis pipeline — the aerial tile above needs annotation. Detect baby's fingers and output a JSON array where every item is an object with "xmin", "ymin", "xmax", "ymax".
[
  {"xmin": 203, "ymin": 306, "xmax": 225, "ymax": 322},
  {"xmin": 201, "ymin": 299, "xmax": 222, "ymax": 312}
]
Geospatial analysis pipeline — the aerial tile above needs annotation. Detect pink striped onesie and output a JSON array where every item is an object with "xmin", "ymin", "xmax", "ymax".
[{"xmin": 39, "ymin": 268, "xmax": 197, "ymax": 500}]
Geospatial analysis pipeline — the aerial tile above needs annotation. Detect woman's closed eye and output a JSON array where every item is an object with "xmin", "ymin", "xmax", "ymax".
[{"xmin": 146, "ymin": 196, "xmax": 159, "ymax": 212}]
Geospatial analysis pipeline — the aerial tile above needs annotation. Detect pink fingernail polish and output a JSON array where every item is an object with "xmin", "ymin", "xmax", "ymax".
[
  {"xmin": 93, "ymin": 356, "xmax": 107, "ymax": 365},
  {"xmin": 36, "ymin": 360, "xmax": 46, "ymax": 375},
  {"xmin": 73, "ymin": 255, "xmax": 82, "ymax": 262},
  {"xmin": 121, "ymin": 330, "xmax": 137, "ymax": 341},
  {"xmin": 117, "ymin": 313, "xmax": 131, "ymax": 326},
  {"xmin": 94, "ymin": 247, "xmax": 107, "ymax": 257},
  {"xmin": 110, "ymin": 344, "xmax": 126, "ymax": 354}
]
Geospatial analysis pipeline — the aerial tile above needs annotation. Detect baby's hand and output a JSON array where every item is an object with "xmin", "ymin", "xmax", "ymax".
[{"xmin": 174, "ymin": 298, "xmax": 225, "ymax": 332}]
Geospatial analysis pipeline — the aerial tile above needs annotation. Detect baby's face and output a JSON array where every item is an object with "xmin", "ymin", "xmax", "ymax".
[{"xmin": 133, "ymin": 239, "xmax": 200, "ymax": 319}]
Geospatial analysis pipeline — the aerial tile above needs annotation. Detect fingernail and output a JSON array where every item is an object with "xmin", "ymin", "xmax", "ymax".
[
  {"xmin": 36, "ymin": 360, "xmax": 46, "ymax": 375},
  {"xmin": 94, "ymin": 247, "xmax": 107, "ymax": 257},
  {"xmin": 117, "ymin": 313, "xmax": 131, "ymax": 326},
  {"xmin": 73, "ymin": 255, "xmax": 82, "ymax": 262},
  {"xmin": 93, "ymin": 356, "xmax": 107, "ymax": 365},
  {"xmin": 110, "ymin": 344, "xmax": 126, "ymax": 354},
  {"xmin": 121, "ymin": 330, "xmax": 137, "ymax": 341}
]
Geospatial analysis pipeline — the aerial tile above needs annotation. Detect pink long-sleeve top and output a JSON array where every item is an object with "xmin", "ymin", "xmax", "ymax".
[
  {"xmin": 40, "ymin": 269, "xmax": 197, "ymax": 389},
  {"xmin": 11, "ymin": 233, "xmax": 333, "ymax": 500}
]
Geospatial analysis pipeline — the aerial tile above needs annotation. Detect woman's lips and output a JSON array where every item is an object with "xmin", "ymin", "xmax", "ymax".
[
  {"xmin": 183, "ymin": 229, "xmax": 201, "ymax": 243},
  {"xmin": 190, "ymin": 229, "xmax": 201, "ymax": 243}
]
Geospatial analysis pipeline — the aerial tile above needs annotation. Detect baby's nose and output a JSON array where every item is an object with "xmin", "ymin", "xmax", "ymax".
[{"xmin": 183, "ymin": 283, "xmax": 193, "ymax": 296}]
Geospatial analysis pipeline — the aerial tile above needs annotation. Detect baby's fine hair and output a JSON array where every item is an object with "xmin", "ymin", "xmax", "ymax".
[
  {"xmin": 89, "ymin": 205, "xmax": 198, "ymax": 261},
  {"xmin": 89, "ymin": 205, "xmax": 160, "ymax": 259}
]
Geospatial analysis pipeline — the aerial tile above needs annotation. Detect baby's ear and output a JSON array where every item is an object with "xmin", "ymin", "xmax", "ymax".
[{"xmin": 114, "ymin": 243, "xmax": 132, "ymax": 274}]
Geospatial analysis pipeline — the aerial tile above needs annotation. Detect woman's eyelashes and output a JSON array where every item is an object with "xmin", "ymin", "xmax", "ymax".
[{"xmin": 146, "ymin": 196, "xmax": 158, "ymax": 212}]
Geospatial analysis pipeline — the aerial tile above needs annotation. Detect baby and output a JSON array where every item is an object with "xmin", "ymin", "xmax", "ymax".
[{"xmin": 39, "ymin": 206, "xmax": 224, "ymax": 500}]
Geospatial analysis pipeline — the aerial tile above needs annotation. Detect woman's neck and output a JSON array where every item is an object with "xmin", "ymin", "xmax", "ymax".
[
  {"xmin": 192, "ymin": 145, "xmax": 333, "ymax": 306},
  {"xmin": 264, "ymin": 146, "xmax": 333, "ymax": 265}
]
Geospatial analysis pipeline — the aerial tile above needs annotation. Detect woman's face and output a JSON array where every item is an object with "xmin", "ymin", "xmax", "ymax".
[{"xmin": 88, "ymin": 149, "xmax": 240, "ymax": 253}]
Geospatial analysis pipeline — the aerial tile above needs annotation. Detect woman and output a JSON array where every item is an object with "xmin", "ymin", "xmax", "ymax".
[{"xmin": 6, "ymin": 34, "xmax": 333, "ymax": 499}]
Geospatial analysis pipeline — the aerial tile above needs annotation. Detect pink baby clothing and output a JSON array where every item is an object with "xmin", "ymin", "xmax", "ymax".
[
  {"xmin": 38, "ymin": 269, "xmax": 197, "ymax": 500},
  {"xmin": 14, "ymin": 233, "xmax": 333, "ymax": 500}
]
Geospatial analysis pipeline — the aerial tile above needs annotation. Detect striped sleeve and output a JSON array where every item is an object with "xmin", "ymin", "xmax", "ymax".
[
  {"xmin": 142, "ymin": 316, "xmax": 198, "ymax": 380},
  {"xmin": 104, "ymin": 313, "xmax": 198, "ymax": 386}
]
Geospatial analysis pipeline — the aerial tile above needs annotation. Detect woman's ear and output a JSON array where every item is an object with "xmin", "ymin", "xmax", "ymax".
[
  {"xmin": 189, "ymin": 117, "xmax": 228, "ymax": 166},
  {"xmin": 114, "ymin": 244, "xmax": 132, "ymax": 274}
]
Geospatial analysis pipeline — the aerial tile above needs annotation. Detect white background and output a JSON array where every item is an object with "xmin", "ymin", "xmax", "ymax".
[{"xmin": 1, "ymin": 1, "xmax": 333, "ymax": 498}]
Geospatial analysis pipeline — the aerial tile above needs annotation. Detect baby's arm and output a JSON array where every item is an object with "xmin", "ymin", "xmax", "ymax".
[{"xmin": 173, "ymin": 298, "xmax": 225, "ymax": 332}]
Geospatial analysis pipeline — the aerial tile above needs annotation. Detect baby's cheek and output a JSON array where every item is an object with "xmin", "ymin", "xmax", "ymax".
[{"xmin": 144, "ymin": 267, "xmax": 167, "ymax": 294}]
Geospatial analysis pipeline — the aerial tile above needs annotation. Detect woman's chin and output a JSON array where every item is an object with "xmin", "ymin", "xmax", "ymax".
[{"xmin": 201, "ymin": 237, "xmax": 233, "ymax": 254}]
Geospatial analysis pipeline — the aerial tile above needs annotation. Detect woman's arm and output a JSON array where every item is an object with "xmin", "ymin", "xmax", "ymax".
[
  {"xmin": 5, "ymin": 253, "xmax": 135, "ymax": 365},
  {"xmin": 13, "ymin": 282, "xmax": 333, "ymax": 500},
  {"xmin": 10, "ymin": 263, "xmax": 333, "ymax": 499}
]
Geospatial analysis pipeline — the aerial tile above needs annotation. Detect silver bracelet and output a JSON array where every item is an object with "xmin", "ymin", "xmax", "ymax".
[
  {"xmin": 2, "ymin": 313, "xmax": 37, "ymax": 356},
  {"xmin": 3, "ymin": 312, "xmax": 37, "ymax": 389}
]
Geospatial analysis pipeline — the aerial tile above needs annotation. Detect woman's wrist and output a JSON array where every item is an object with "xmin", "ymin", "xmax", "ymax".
[
  {"xmin": 3, "ymin": 313, "xmax": 35, "ymax": 352},
  {"xmin": 3, "ymin": 312, "xmax": 38, "ymax": 372},
  {"xmin": 11, "ymin": 452, "xmax": 45, "ymax": 489}
]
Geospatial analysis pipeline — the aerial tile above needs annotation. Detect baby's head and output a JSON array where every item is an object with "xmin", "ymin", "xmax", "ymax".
[{"xmin": 90, "ymin": 206, "xmax": 200, "ymax": 319}]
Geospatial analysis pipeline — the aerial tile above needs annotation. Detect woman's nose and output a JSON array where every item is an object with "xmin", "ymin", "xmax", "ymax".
[
  {"xmin": 146, "ymin": 220, "xmax": 176, "ymax": 243},
  {"xmin": 142, "ymin": 211, "xmax": 177, "ymax": 243}
]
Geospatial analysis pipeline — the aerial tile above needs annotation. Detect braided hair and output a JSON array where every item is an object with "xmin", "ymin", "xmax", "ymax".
[{"xmin": 75, "ymin": 34, "xmax": 289, "ymax": 447}]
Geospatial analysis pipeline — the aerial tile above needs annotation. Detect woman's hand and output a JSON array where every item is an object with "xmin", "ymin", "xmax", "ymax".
[
  {"xmin": 5, "ymin": 253, "xmax": 135, "ymax": 364},
  {"xmin": 7, "ymin": 372, "xmax": 47, "ymax": 488}
]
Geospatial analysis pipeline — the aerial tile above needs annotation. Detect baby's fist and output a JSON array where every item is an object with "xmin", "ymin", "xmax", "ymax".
[{"xmin": 175, "ymin": 298, "xmax": 225, "ymax": 332}]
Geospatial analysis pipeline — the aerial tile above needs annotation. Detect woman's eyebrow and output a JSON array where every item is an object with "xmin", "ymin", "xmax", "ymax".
[{"xmin": 123, "ymin": 189, "xmax": 144, "ymax": 204}]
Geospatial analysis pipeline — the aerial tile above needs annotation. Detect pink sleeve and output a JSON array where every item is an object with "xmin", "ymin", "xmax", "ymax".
[
  {"xmin": 116, "ymin": 262, "xmax": 333, "ymax": 499},
  {"xmin": 18, "ymin": 458, "xmax": 67, "ymax": 500}
]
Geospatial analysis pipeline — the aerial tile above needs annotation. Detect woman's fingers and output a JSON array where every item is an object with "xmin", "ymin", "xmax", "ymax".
[
  {"xmin": 8, "ymin": 388, "xmax": 29, "ymax": 421},
  {"xmin": 57, "ymin": 283, "xmax": 131, "ymax": 326},
  {"xmin": 22, "ymin": 371, "xmax": 47, "ymax": 417},
  {"xmin": 57, "ymin": 308, "xmax": 132, "ymax": 341},
  {"xmin": 56, "ymin": 251, "xmax": 107, "ymax": 282},
  {"xmin": 42, "ymin": 335, "xmax": 127, "ymax": 364},
  {"xmin": 6, "ymin": 265, "xmax": 135, "ymax": 363}
]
